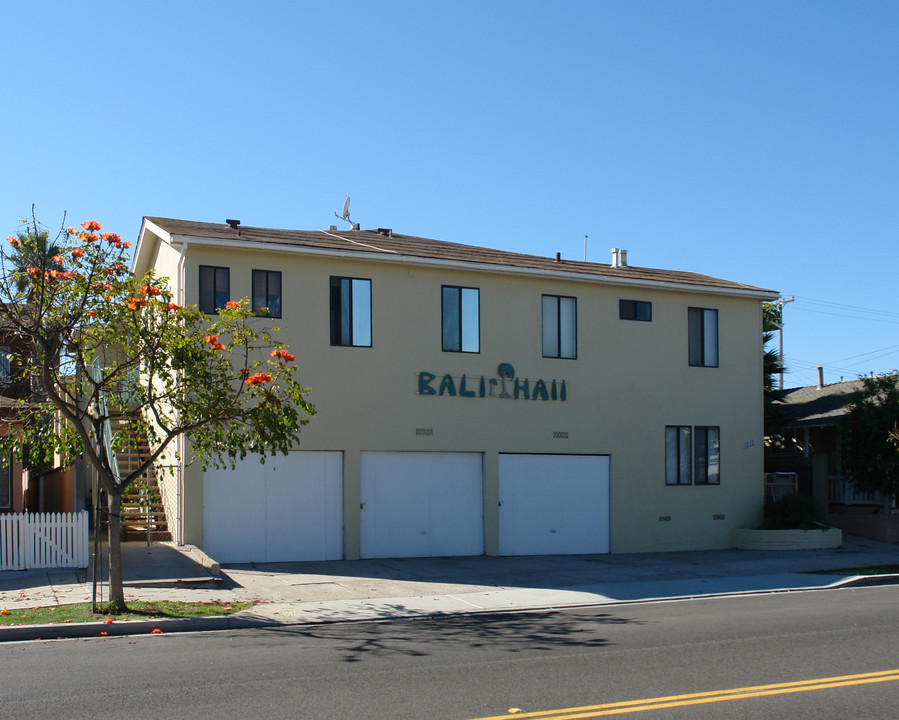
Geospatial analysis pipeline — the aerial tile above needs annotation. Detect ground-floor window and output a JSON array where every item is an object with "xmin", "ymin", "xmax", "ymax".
[
  {"xmin": 666, "ymin": 425, "xmax": 720, "ymax": 485},
  {"xmin": 0, "ymin": 453, "xmax": 11, "ymax": 509}
]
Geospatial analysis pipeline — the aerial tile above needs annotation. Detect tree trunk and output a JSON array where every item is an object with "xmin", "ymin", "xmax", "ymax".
[{"xmin": 106, "ymin": 487, "xmax": 127, "ymax": 612}]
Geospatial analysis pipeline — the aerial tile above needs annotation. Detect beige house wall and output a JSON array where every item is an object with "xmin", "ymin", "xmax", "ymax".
[{"xmin": 139, "ymin": 227, "xmax": 769, "ymax": 556}]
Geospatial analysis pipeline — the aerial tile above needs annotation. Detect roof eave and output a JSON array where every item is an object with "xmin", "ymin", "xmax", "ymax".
[{"xmin": 166, "ymin": 234, "xmax": 779, "ymax": 300}]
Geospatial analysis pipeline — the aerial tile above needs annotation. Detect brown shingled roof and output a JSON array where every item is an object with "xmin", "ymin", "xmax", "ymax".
[{"xmin": 144, "ymin": 217, "xmax": 777, "ymax": 297}]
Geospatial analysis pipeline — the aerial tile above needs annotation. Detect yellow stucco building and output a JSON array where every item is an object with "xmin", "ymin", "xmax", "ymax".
[{"xmin": 133, "ymin": 217, "xmax": 778, "ymax": 563}]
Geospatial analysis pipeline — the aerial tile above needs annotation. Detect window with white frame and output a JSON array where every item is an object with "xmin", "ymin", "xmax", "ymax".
[
  {"xmin": 442, "ymin": 286, "xmax": 480, "ymax": 353},
  {"xmin": 688, "ymin": 307, "xmax": 718, "ymax": 367},
  {"xmin": 666, "ymin": 425, "xmax": 720, "ymax": 486},
  {"xmin": 330, "ymin": 276, "xmax": 372, "ymax": 347},
  {"xmin": 542, "ymin": 295, "xmax": 577, "ymax": 359}
]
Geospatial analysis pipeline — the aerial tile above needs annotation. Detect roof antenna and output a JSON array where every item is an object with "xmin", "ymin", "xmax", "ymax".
[{"xmin": 334, "ymin": 197, "xmax": 360, "ymax": 230}]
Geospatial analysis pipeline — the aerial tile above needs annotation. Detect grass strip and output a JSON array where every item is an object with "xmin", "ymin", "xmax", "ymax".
[{"xmin": 0, "ymin": 600, "xmax": 253, "ymax": 626}]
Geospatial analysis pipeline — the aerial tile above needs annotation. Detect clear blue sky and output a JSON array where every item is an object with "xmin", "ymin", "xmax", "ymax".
[{"xmin": 3, "ymin": 1, "xmax": 897, "ymax": 388}]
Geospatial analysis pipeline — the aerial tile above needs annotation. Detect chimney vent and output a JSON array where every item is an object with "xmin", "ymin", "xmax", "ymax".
[
  {"xmin": 225, "ymin": 219, "xmax": 240, "ymax": 229},
  {"xmin": 377, "ymin": 228, "xmax": 393, "ymax": 238},
  {"xmin": 817, "ymin": 366, "xmax": 824, "ymax": 389},
  {"xmin": 555, "ymin": 252, "xmax": 561, "ymax": 262},
  {"xmin": 329, "ymin": 225, "xmax": 338, "ymax": 231}
]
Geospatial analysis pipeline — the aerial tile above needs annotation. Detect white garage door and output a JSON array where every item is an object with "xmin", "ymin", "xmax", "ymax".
[
  {"xmin": 203, "ymin": 451, "xmax": 343, "ymax": 563},
  {"xmin": 499, "ymin": 454, "xmax": 610, "ymax": 555},
  {"xmin": 360, "ymin": 452, "xmax": 484, "ymax": 559}
]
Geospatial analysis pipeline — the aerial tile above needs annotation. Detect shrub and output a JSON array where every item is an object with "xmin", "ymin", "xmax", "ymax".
[{"xmin": 762, "ymin": 493, "xmax": 828, "ymax": 530}]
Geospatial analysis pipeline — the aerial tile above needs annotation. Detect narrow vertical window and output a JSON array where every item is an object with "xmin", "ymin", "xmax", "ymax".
[
  {"xmin": 330, "ymin": 277, "xmax": 371, "ymax": 347},
  {"xmin": 542, "ymin": 295, "xmax": 577, "ymax": 359},
  {"xmin": 442, "ymin": 286, "xmax": 480, "ymax": 352},
  {"xmin": 252, "ymin": 270, "xmax": 282, "ymax": 318},
  {"xmin": 665, "ymin": 426, "xmax": 692, "ymax": 485},
  {"xmin": 199, "ymin": 265, "xmax": 230, "ymax": 314},
  {"xmin": 0, "ymin": 346, "xmax": 10, "ymax": 386},
  {"xmin": 688, "ymin": 307, "xmax": 718, "ymax": 367},
  {"xmin": 694, "ymin": 427, "xmax": 720, "ymax": 485},
  {"xmin": 0, "ymin": 453, "xmax": 10, "ymax": 510}
]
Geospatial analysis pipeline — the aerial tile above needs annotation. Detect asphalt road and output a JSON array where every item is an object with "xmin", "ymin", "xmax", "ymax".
[{"xmin": 2, "ymin": 585, "xmax": 898, "ymax": 719}]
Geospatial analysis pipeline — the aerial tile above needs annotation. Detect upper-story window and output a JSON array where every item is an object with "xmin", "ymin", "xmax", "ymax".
[
  {"xmin": 542, "ymin": 295, "xmax": 577, "ymax": 359},
  {"xmin": 442, "ymin": 286, "xmax": 480, "ymax": 353},
  {"xmin": 619, "ymin": 299, "xmax": 652, "ymax": 322},
  {"xmin": 0, "ymin": 346, "xmax": 10, "ymax": 387},
  {"xmin": 199, "ymin": 265, "xmax": 230, "ymax": 315},
  {"xmin": 688, "ymin": 307, "xmax": 718, "ymax": 367},
  {"xmin": 252, "ymin": 270, "xmax": 282, "ymax": 318},
  {"xmin": 330, "ymin": 277, "xmax": 371, "ymax": 347}
]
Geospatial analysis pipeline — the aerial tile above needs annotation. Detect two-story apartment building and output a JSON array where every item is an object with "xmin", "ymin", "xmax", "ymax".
[{"xmin": 132, "ymin": 217, "xmax": 778, "ymax": 563}]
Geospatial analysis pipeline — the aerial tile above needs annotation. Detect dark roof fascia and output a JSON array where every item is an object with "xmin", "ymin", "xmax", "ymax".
[{"xmin": 143, "ymin": 217, "xmax": 779, "ymax": 301}]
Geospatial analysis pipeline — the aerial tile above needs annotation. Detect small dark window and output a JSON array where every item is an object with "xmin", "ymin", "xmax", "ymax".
[
  {"xmin": 252, "ymin": 270, "xmax": 282, "ymax": 318},
  {"xmin": 199, "ymin": 265, "xmax": 230, "ymax": 314},
  {"xmin": 330, "ymin": 276, "xmax": 372, "ymax": 347},
  {"xmin": 619, "ymin": 299, "xmax": 652, "ymax": 322}
]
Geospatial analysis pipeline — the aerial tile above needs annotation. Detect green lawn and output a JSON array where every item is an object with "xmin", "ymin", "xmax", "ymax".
[{"xmin": 0, "ymin": 601, "xmax": 253, "ymax": 626}]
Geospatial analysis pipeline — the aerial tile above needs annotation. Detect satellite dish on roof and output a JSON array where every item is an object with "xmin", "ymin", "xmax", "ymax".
[{"xmin": 333, "ymin": 196, "xmax": 359, "ymax": 230}]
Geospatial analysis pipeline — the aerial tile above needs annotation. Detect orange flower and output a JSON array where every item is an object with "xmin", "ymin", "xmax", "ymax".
[
  {"xmin": 204, "ymin": 334, "xmax": 218, "ymax": 344},
  {"xmin": 122, "ymin": 241, "xmax": 131, "ymax": 249},
  {"xmin": 225, "ymin": 300, "xmax": 240, "ymax": 308},
  {"xmin": 166, "ymin": 302, "xmax": 181, "ymax": 311},
  {"xmin": 211, "ymin": 342, "xmax": 226, "ymax": 351},
  {"xmin": 5, "ymin": 235, "xmax": 19, "ymax": 248},
  {"xmin": 127, "ymin": 298, "xmax": 149, "ymax": 310},
  {"xmin": 51, "ymin": 255, "xmax": 64, "ymax": 264},
  {"xmin": 28, "ymin": 268, "xmax": 39, "ymax": 278},
  {"xmin": 244, "ymin": 372, "xmax": 272, "ymax": 386},
  {"xmin": 87, "ymin": 310, "xmax": 97, "ymax": 318},
  {"xmin": 49, "ymin": 270, "xmax": 62, "ymax": 279},
  {"xmin": 81, "ymin": 220, "xmax": 102, "ymax": 231},
  {"xmin": 140, "ymin": 285, "xmax": 161, "ymax": 296},
  {"xmin": 270, "ymin": 349, "xmax": 296, "ymax": 362},
  {"xmin": 67, "ymin": 226, "xmax": 76, "ymax": 235},
  {"xmin": 72, "ymin": 248, "xmax": 85, "ymax": 258},
  {"xmin": 103, "ymin": 618, "xmax": 114, "ymax": 624},
  {"xmin": 151, "ymin": 628, "xmax": 163, "ymax": 634},
  {"xmin": 101, "ymin": 232, "xmax": 121, "ymax": 244},
  {"xmin": 83, "ymin": 233, "xmax": 99, "ymax": 243}
]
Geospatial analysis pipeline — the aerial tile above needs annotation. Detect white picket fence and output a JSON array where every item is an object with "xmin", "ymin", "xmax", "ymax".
[{"xmin": 0, "ymin": 511, "xmax": 89, "ymax": 571}]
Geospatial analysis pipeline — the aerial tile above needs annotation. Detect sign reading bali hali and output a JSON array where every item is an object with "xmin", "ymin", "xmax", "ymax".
[{"xmin": 417, "ymin": 363, "xmax": 567, "ymax": 401}]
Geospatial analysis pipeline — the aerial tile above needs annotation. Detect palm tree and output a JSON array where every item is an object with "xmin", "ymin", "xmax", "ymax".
[
  {"xmin": 763, "ymin": 302, "xmax": 787, "ymax": 436},
  {"xmin": 7, "ymin": 228, "xmax": 62, "ymax": 296}
]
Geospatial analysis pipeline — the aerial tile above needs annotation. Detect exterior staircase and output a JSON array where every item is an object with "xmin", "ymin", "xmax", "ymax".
[{"xmin": 113, "ymin": 419, "xmax": 171, "ymax": 542}]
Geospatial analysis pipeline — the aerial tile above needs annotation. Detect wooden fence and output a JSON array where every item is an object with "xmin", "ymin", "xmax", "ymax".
[{"xmin": 0, "ymin": 511, "xmax": 89, "ymax": 571}]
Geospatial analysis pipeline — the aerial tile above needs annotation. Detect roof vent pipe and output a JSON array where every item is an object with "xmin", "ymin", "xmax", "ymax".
[
  {"xmin": 555, "ymin": 252, "xmax": 561, "ymax": 262},
  {"xmin": 611, "ymin": 248, "xmax": 627, "ymax": 267},
  {"xmin": 225, "ymin": 219, "xmax": 240, "ymax": 229},
  {"xmin": 817, "ymin": 366, "xmax": 824, "ymax": 389}
]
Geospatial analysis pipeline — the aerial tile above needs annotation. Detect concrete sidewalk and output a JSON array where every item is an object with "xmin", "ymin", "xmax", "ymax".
[{"xmin": 2, "ymin": 535, "xmax": 898, "ymax": 641}]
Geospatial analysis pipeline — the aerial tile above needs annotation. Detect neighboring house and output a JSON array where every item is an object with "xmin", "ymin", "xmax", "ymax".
[
  {"xmin": 132, "ymin": 217, "xmax": 778, "ymax": 563},
  {"xmin": 768, "ymin": 371, "xmax": 899, "ymax": 543},
  {"xmin": 0, "ymin": 326, "xmax": 30, "ymax": 513}
]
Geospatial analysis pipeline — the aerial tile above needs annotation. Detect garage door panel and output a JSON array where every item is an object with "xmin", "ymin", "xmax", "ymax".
[
  {"xmin": 203, "ymin": 452, "xmax": 343, "ymax": 563},
  {"xmin": 499, "ymin": 454, "xmax": 609, "ymax": 556},
  {"xmin": 361, "ymin": 452, "xmax": 483, "ymax": 559}
]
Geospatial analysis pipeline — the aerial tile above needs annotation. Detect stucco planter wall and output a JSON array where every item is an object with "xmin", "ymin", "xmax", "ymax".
[{"xmin": 732, "ymin": 527, "xmax": 842, "ymax": 551}]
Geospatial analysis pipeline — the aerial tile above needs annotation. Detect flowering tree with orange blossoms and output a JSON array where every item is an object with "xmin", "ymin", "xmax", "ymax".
[{"xmin": 0, "ymin": 211, "xmax": 314, "ymax": 611}]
